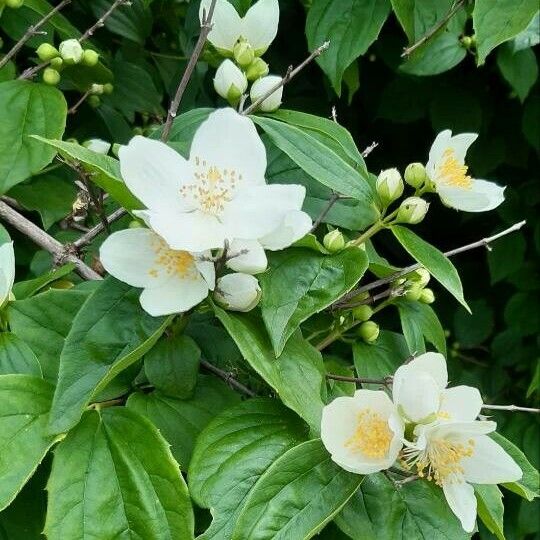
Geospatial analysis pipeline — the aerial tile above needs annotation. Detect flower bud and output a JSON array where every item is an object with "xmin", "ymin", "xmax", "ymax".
[
  {"xmin": 88, "ymin": 95, "xmax": 101, "ymax": 108},
  {"xmin": 245, "ymin": 57, "xmax": 269, "ymax": 81},
  {"xmin": 103, "ymin": 83, "xmax": 114, "ymax": 94},
  {"xmin": 90, "ymin": 83, "xmax": 104, "ymax": 95},
  {"xmin": 6, "ymin": 0, "xmax": 24, "ymax": 8},
  {"xmin": 215, "ymin": 273, "xmax": 261, "ymax": 312},
  {"xmin": 36, "ymin": 43, "xmax": 59, "ymax": 62},
  {"xmin": 419, "ymin": 288, "xmax": 435, "ymax": 304},
  {"xmin": 50, "ymin": 57, "xmax": 63, "ymax": 70},
  {"xmin": 250, "ymin": 75, "xmax": 283, "ymax": 112},
  {"xmin": 59, "ymin": 39, "xmax": 83, "ymax": 64},
  {"xmin": 42, "ymin": 68, "xmax": 61, "ymax": 86},
  {"xmin": 409, "ymin": 267, "xmax": 430, "ymax": 287},
  {"xmin": 83, "ymin": 139, "xmax": 111, "ymax": 154},
  {"xmin": 213, "ymin": 59, "xmax": 248, "ymax": 104},
  {"xmin": 82, "ymin": 49, "xmax": 99, "ymax": 67},
  {"xmin": 233, "ymin": 40, "xmax": 255, "ymax": 68},
  {"xmin": 404, "ymin": 283, "xmax": 423, "ymax": 301},
  {"xmin": 460, "ymin": 36, "xmax": 472, "ymax": 49},
  {"xmin": 352, "ymin": 304, "xmax": 373, "ymax": 322},
  {"xmin": 323, "ymin": 229, "xmax": 345, "ymax": 253},
  {"xmin": 128, "ymin": 219, "xmax": 143, "ymax": 228},
  {"xmin": 396, "ymin": 197, "xmax": 429, "ymax": 225},
  {"xmin": 357, "ymin": 321, "xmax": 380, "ymax": 343},
  {"xmin": 376, "ymin": 168, "xmax": 403, "ymax": 205},
  {"xmin": 404, "ymin": 162, "xmax": 427, "ymax": 188}
]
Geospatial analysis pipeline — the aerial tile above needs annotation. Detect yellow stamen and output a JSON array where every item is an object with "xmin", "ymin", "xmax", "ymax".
[
  {"xmin": 147, "ymin": 237, "xmax": 197, "ymax": 279},
  {"xmin": 437, "ymin": 148, "xmax": 472, "ymax": 189},
  {"xmin": 345, "ymin": 408, "xmax": 392, "ymax": 458}
]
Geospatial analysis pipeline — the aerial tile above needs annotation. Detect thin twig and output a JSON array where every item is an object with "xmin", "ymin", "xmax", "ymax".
[
  {"xmin": 310, "ymin": 192, "xmax": 341, "ymax": 233},
  {"xmin": 361, "ymin": 141, "xmax": 378, "ymax": 158},
  {"xmin": 73, "ymin": 208, "xmax": 126, "ymax": 249},
  {"xmin": 242, "ymin": 41, "xmax": 330, "ymax": 116},
  {"xmin": 326, "ymin": 373, "xmax": 392, "ymax": 386},
  {"xmin": 0, "ymin": 200, "xmax": 102, "ymax": 280},
  {"xmin": 200, "ymin": 359, "xmax": 256, "ymax": 397},
  {"xmin": 161, "ymin": 0, "xmax": 218, "ymax": 142},
  {"xmin": 402, "ymin": 0, "xmax": 467, "ymax": 57},
  {"xmin": 0, "ymin": 0, "xmax": 71, "ymax": 70},
  {"xmin": 482, "ymin": 404, "xmax": 539, "ymax": 414},
  {"xmin": 68, "ymin": 90, "xmax": 91, "ymax": 115}
]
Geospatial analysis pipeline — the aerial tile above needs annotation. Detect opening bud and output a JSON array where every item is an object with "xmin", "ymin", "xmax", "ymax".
[
  {"xmin": 352, "ymin": 304, "xmax": 373, "ymax": 322},
  {"xmin": 376, "ymin": 168, "xmax": 404, "ymax": 205},
  {"xmin": 245, "ymin": 57, "xmax": 269, "ymax": 81},
  {"xmin": 82, "ymin": 49, "xmax": 100, "ymax": 67},
  {"xmin": 215, "ymin": 273, "xmax": 261, "ymax": 312},
  {"xmin": 90, "ymin": 83, "xmax": 104, "ymax": 95},
  {"xmin": 323, "ymin": 229, "xmax": 346, "ymax": 253},
  {"xmin": 404, "ymin": 283, "xmax": 423, "ymax": 301},
  {"xmin": 250, "ymin": 75, "xmax": 283, "ymax": 112},
  {"xmin": 396, "ymin": 197, "xmax": 429, "ymax": 225},
  {"xmin": 59, "ymin": 39, "xmax": 83, "ymax": 64},
  {"xmin": 42, "ymin": 67, "xmax": 61, "ymax": 86},
  {"xmin": 404, "ymin": 162, "xmax": 427, "ymax": 188},
  {"xmin": 36, "ymin": 43, "xmax": 59, "ymax": 62},
  {"xmin": 50, "ymin": 57, "xmax": 63, "ymax": 70},
  {"xmin": 356, "ymin": 321, "xmax": 380, "ymax": 343},
  {"xmin": 214, "ymin": 59, "xmax": 248, "ymax": 104},
  {"xmin": 409, "ymin": 267, "xmax": 430, "ymax": 287},
  {"xmin": 233, "ymin": 39, "xmax": 255, "ymax": 68},
  {"xmin": 419, "ymin": 288, "xmax": 435, "ymax": 304}
]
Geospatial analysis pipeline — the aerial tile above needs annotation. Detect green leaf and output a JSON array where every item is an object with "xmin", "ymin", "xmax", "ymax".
[
  {"xmin": 45, "ymin": 407, "xmax": 194, "ymax": 539},
  {"xmin": 487, "ymin": 232, "xmax": 527, "ymax": 284},
  {"xmin": 391, "ymin": 225, "xmax": 469, "ymax": 311},
  {"xmin": 48, "ymin": 277, "xmax": 172, "ymax": 435},
  {"xmin": 11, "ymin": 263, "xmax": 75, "ymax": 299},
  {"xmin": 395, "ymin": 299, "xmax": 447, "ymax": 355},
  {"xmin": 144, "ymin": 333, "xmax": 201, "ymax": 399},
  {"xmin": 0, "ymin": 332, "xmax": 42, "ymax": 376},
  {"xmin": 305, "ymin": 0, "xmax": 391, "ymax": 94},
  {"xmin": 214, "ymin": 307, "xmax": 326, "ymax": 433},
  {"xmin": 473, "ymin": 0, "xmax": 539, "ymax": 64},
  {"xmin": 523, "ymin": 94, "xmax": 540, "ymax": 152},
  {"xmin": 474, "ymin": 484, "xmax": 505, "ymax": 540},
  {"xmin": 233, "ymin": 439, "xmax": 363, "ymax": 539},
  {"xmin": 453, "ymin": 299, "xmax": 494, "ymax": 348},
  {"xmin": 510, "ymin": 12, "xmax": 540, "ymax": 52},
  {"xmin": 334, "ymin": 473, "xmax": 468, "ymax": 539},
  {"xmin": 252, "ymin": 115, "xmax": 374, "ymax": 204},
  {"xmin": 497, "ymin": 45, "xmax": 538, "ymax": 102},
  {"xmin": 8, "ymin": 289, "xmax": 90, "ymax": 381},
  {"xmin": 127, "ymin": 375, "xmax": 240, "ymax": 470},
  {"xmin": 0, "ymin": 81, "xmax": 66, "ymax": 193},
  {"xmin": 189, "ymin": 399, "xmax": 307, "ymax": 540},
  {"xmin": 0, "ymin": 374, "xmax": 57, "ymax": 511},
  {"xmin": 91, "ymin": 0, "xmax": 152, "ymax": 44}
]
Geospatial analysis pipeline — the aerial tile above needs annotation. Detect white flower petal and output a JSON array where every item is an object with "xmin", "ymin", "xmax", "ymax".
[
  {"xmin": 259, "ymin": 210, "xmax": 312, "ymax": 250},
  {"xmin": 119, "ymin": 136, "xmax": 195, "ymax": 213},
  {"xmin": 427, "ymin": 420, "xmax": 497, "ymax": 441},
  {"xmin": 226, "ymin": 239, "xmax": 267, "ymax": 274},
  {"xmin": 200, "ymin": 0, "xmax": 242, "ymax": 52},
  {"xmin": 242, "ymin": 0, "xmax": 279, "ymax": 54},
  {"xmin": 0, "ymin": 241, "xmax": 15, "ymax": 304},
  {"xmin": 462, "ymin": 435, "xmax": 522, "ymax": 484},
  {"xmin": 427, "ymin": 131, "xmax": 478, "ymax": 180},
  {"xmin": 189, "ymin": 108, "xmax": 266, "ymax": 186},
  {"xmin": 437, "ymin": 179, "xmax": 505, "ymax": 212},
  {"xmin": 394, "ymin": 371, "xmax": 441, "ymax": 423},
  {"xmin": 442, "ymin": 480, "xmax": 477, "ymax": 533},
  {"xmin": 426, "ymin": 130, "xmax": 453, "ymax": 178},
  {"xmin": 439, "ymin": 386, "xmax": 482, "ymax": 422}
]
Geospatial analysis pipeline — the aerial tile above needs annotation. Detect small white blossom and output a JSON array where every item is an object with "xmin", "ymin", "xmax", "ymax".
[
  {"xmin": 0, "ymin": 242, "xmax": 15, "ymax": 307},
  {"xmin": 250, "ymin": 75, "xmax": 283, "ymax": 112},
  {"xmin": 214, "ymin": 59, "xmax": 248, "ymax": 102},
  {"xmin": 59, "ymin": 39, "xmax": 83, "ymax": 64},
  {"xmin": 215, "ymin": 273, "xmax": 261, "ymax": 312}
]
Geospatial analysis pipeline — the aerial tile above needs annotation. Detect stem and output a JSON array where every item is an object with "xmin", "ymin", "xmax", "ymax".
[
  {"xmin": 326, "ymin": 373, "xmax": 391, "ymax": 386},
  {"xmin": 73, "ymin": 208, "xmax": 126, "ymax": 249},
  {"xmin": 482, "ymin": 404, "xmax": 539, "ymax": 414},
  {"xmin": 200, "ymin": 359, "xmax": 256, "ymax": 397},
  {"xmin": 68, "ymin": 90, "xmax": 91, "ymax": 115},
  {"xmin": 309, "ymin": 192, "xmax": 341, "ymax": 233},
  {"xmin": 350, "ymin": 221, "xmax": 384, "ymax": 247}
]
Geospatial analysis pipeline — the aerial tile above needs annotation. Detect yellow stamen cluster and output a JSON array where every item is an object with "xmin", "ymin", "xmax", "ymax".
[
  {"xmin": 148, "ymin": 237, "xmax": 196, "ymax": 279},
  {"xmin": 345, "ymin": 408, "xmax": 392, "ymax": 458},
  {"xmin": 437, "ymin": 148, "xmax": 472, "ymax": 189}
]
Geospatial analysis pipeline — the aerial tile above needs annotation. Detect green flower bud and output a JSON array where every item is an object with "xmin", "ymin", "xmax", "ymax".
[
  {"xmin": 50, "ymin": 57, "xmax": 63, "ymax": 70},
  {"xmin": 376, "ymin": 168, "xmax": 404, "ymax": 205},
  {"xmin": 87, "ymin": 95, "xmax": 101, "ymax": 108},
  {"xmin": 470, "ymin": 34, "xmax": 477, "ymax": 47},
  {"xmin": 461, "ymin": 36, "xmax": 472, "ymax": 49},
  {"xmin": 404, "ymin": 162, "xmax": 427, "ymax": 188},
  {"xmin": 419, "ymin": 288, "xmax": 435, "ymax": 304},
  {"xmin": 323, "ymin": 229, "xmax": 346, "ymax": 252},
  {"xmin": 128, "ymin": 219, "xmax": 143, "ymax": 229},
  {"xmin": 233, "ymin": 40, "xmax": 255, "ymax": 68},
  {"xmin": 404, "ymin": 283, "xmax": 423, "ymax": 302},
  {"xmin": 42, "ymin": 67, "xmax": 61, "ymax": 86},
  {"xmin": 409, "ymin": 267, "xmax": 430, "ymax": 287},
  {"xmin": 396, "ymin": 197, "xmax": 429, "ymax": 225},
  {"xmin": 82, "ymin": 49, "xmax": 99, "ymax": 67},
  {"xmin": 6, "ymin": 0, "xmax": 24, "ymax": 8},
  {"xmin": 59, "ymin": 39, "xmax": 83, "ymax": 64},
  {"xmin": 103, "ymin": 83, "xmax": 114, "ymax": 94},
  {"xmin": 36, "ymin": 43, "xmax": 59, "ymax": 62},
  {"xmin": 90, "ymin": 83, "xmax": 104, "ymax": 95},
  {"xmin": 245, "ymin": 57, "xmax": 269, "ymax": 81},
  {"xmin": 352, "ymin": 304, "xmax": 373, "ymax": 322},
  {"xmin": 357, "ymin": 321, "xmax": 380, "ymax": 343}
]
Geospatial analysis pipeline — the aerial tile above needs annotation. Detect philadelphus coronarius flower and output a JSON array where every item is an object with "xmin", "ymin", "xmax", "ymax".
[
  {"xmin": 426, "ymin": 130, "xmax": 505, "ymax": 212},
  {"xmin": 215, "ymin": 272, "xmax": 261, "ymax": 312},
  {"xmin": 0, "ymin": 241, "xmax": 15, "ymax": 307},
  {"xmin": 250, "ymin": 75, "xmax": 283, "ymax": 112},
  {"xmin": 99, "ymin": 228, "xmax": 215, "ymax": 316},
  {"xmin": 214, "ymin": 59, "xmax": 248, "ymax": 103},
  {"xmin": 200, "ymin": 0, "xmax": 279, "ymax": 56},
  {"xmin": 119, "ymin": 108, "xmax": 311, "ymax": 253}
]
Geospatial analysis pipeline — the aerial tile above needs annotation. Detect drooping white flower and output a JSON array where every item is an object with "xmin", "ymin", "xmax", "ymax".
[
  {"xmin": 83, "ymin": 139, "xmax": 111, "ymax": 155},
  {"xmin": 250, "ymin": 75, "xmax": 283, "ymax": 112},
  {"xmin": 0, "ymin": 242, "xmax": 15, "ymax": 307},
  {"xmin": 200, "ymin": 0, "xmax": 279, "ymax": 56},
  {"xmin": 99, "ymin": 228, "xmax": 214, "ymax": 317},
  {"xmin": 426, "ymin": 130, "xmax": 505, "ymax": 212},
  {"xmin": 392, "ymin": 352, "xmax": 483, "ymax": 425},
  {"xmin": 321, "ymin": 390, "xmax": 405, "ymax": 474},
  {"xmin": 214, "ymin": 59, "xmax": 248, "ymax": 103},
  {"xmin": 215, "ymin": 272, "xmax": 261, "ymax": 312},
  {"xmin": 119, "ymin": 108, "xmax": 307, "ymax": 252},
  {"xmin": 401, "ymin": 421, "xmax": 522, "ymax": 532}
]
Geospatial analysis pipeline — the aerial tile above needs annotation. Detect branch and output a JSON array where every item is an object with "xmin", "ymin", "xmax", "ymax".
[
  {"xmin": 309, "ymin": 192, "xmax": 341, "ymax": 233},
  {"xmin": 161, "ymin": 0, "xmax": 218, "ymax": 142},
  {"xmin": 326, "ymin": 373, "xmax": 392, "ymax": 386},
  {"xmin": 68, "ymin": 90, "xmax": 91, "ymax": 115},
  {"xmin": 0, "ymin": 0, "xmax": 71, "ymax": 70},
  {"xmin": 200, "ymin": 359, "xmax": 256, "ymax": 397},
  {"xmin": 401, "ymin": 0, "xmax": 467, "ymax": 57},
  {"xmin": 0, "ymin": 200, "xmax": 102, "ymax": 280},
  {"xmin": 73, "ymin": 207, "xmax": 126, "ymax": 249},
  {"xmin": 482, "ymin": 404, "xmax": 539, "ymax": 414},
  {"xmin": 242, "ymin": 41, "xmax": 330, "ymax": 116}
]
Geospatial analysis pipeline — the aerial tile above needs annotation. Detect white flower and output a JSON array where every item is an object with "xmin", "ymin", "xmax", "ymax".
[
  {"xmin": 215, "ymin": 273, "xmax": 261, "ymax": 312},
  {"xmin": 214, "ymin": 59, "xmax": 248, "ymax": 102},
  {"xmin": 401, "ymin": 421, "xmax": 522, "ymax": 532},
  {"xmin": 426, "ymin": 130, "xmax": 505, "ymax": 212},
  {"xmin": 119, "ymin": 108, "xmax": 307, "ymax": 252},
  {"xmin": 392, "ymin": 352, "xmax": 483, "ymax": 425},
  {"xmin": 321, "ymin": 390, "xmax": 405, "ymax": 474},
  {"xmin": 99, "ymin": 228, "xmax": 214, "ymax": 317},
  {"xmin": 226, "ymin": 239, "xmax": 267, "ymax": 274},
  {"xmin": 200, "ymin": 0, "xmax": 279, "ymax": 56},
  {"xmin": 0, "ymin": 242, "xmax": 15, "ymax": 307},
  {"xmin": 59, "ymin": 39, "xmax": 83, "ymax": 64},
  {"xmin": 83, "ymin": 139, "xmax": 111, "ymax": 155},
  {"xmin": 250, "ymin": 75, "xmax": 283, "ymax": 112}
]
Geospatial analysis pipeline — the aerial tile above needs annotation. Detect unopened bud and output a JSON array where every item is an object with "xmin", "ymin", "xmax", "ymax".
[
  {"xmin": 82, "ymin": 49, "xmax": 99, "ymax": 66},
  {"xmin": 103, "ymin": 83, "xmax": 114, "ymax": 94},
  {"xmin": 128, "ymin": 220, "xmax": 143, "ymax": 229},
  {"xmin": 90, "ymin": 83, "xmax": 104, "ymax": 95},
  {"xmin": 88, "ymin": 95, "xmax": 101, "ymax": 108},
  {"xmin": 376, "ymin": 168, "xmax": 403, "ymax": 205},
  {"xmin": 419, "ymin": 288, "xmax": 435, "ymax": 304},
  {"xmin": 42, "ymin": 67, "xmax": 60, "ymax": 86},
  {"xmin": 323, "ymin": 229, "xmax": 346, "ymax": 252},
  {"xmin": 6, "ymin": 0, "xmax": 24, "ymax": 8},
  {"xmin": 461, "ymin": 36, "xmax": 472, "ymax": 49},
  {"xmin": 36, "ymin": 43, "xmax": 59, "ymax": 62},
  {"xmin": 352, "ymin": 304, "xmax": 373, "ymax": 322},
  {"xmin": 215, "ymin": 273, "xmax": 261, "ymax": 312},
  {"xmin": 233, "ymin": 40, "xmax": 255, "ymax": 67},
  {"xmin": 404, "ymin": 283, "xmax": 423, "ymax": 301},
  {"xmin": 409, "ymin": 268, "xmax": 430, "ymax": 287},
  {"xmin": 59, "ymin": 39, "xmax": 83, "ymax": 64},
  {"xmin": 245, "ymin": 57, "xmax": 269, "ymax": 81},
  {"xmin": 357, "ymin": 321, "xmax": 380, "ymax": 343},
  {"xmin": 404, "ymin": 162, "xmax": 427, "ymax": 188},
  {"xmin": 396, "ymin": 197, "xmax": 429, "ymax": 225},
  {"xmin": 250, "ymin": 75, "xmax": 283, "ymax": 112},
  {"xmin": 50, "ymin": 57, "xmax": 63, "ymax": 70},
  {"xmin": 213, "ymin": 59, "xmax": 248, "ymax": 104}
]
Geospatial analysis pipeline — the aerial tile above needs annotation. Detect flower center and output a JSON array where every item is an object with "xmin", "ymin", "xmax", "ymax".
[
  {"xmin": 180, "ymin": 157, "xmax": 243, "ymax": 215},
  {"xmin": 437, "ymin": 148, "xmax": 472, "ymax": 189},
  {"xmin": 148, "ymin": 237, "xmax": 197, "ymax": 279},
  {"xmin": 345, "ymin": 408, "xmax": 392, "ymax": 459}
]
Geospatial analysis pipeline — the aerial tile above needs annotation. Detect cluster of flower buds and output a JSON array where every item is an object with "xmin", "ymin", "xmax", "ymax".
[{"xmin": 402, "ymin": 267, "xmax": 435, "ymax": 304}]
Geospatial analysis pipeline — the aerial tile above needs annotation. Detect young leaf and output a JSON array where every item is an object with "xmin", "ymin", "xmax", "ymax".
[
  {"xmin": 45, "ymin": 407, "xmax": 194, "ymax": 540},
  {"xmin": 391, "ymin": 225, "xmax": 469, "ymax": 311},
  {"xmin": 12, "ymin": 263, "xmax": 75, "ymax": 299},
  {"xmin": 474, "ymin": 484, "xmax": 505, "ymax": 540},
  {"xmin": 0, "ymin": 332, "xmax": 42, "ymax": 377},
  {"xmin": 233, "ymin": 439, "xmax": 363, "ymax": 539},
  {"xmin": 260, "ymin": 247, "xmax": 368, "ymax": 355}
]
